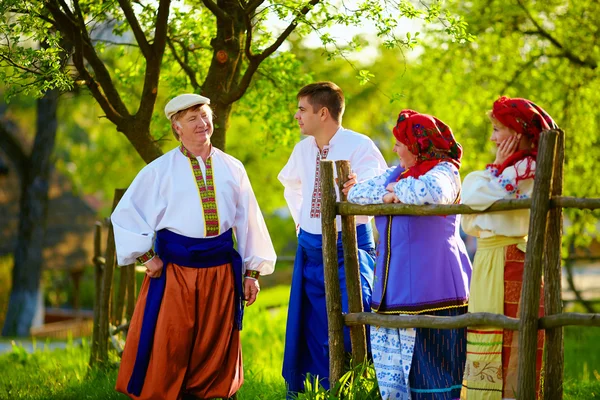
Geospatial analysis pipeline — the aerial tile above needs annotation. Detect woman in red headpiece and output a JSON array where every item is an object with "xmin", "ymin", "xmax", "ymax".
[
  {"xmin": 460, "ymin": 97, "xmax": 558, "ymax": 400},
  {"xmin": 347, "ymin": 110, "xmax": 473, "ymax": 399}
]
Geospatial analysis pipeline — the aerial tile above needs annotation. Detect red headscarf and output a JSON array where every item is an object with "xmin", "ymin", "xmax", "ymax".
[
  {"xmin": 491, "ymin": 96, "xmax": 559, "ymax": 182},
  {"xmin": 392, "ymin": 109, "xmax": 462, "ymax": 180}
]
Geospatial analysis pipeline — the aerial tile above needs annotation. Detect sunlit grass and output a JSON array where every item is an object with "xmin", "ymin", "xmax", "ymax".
[{"xmin": 0, "ymin": 286, "xmax": 598, "ymax": 399}]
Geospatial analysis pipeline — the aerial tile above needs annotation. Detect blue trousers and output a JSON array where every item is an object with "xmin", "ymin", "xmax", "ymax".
[{"xmin": 282, "ymin": 224, "xmax": 376, "ymax": 395}]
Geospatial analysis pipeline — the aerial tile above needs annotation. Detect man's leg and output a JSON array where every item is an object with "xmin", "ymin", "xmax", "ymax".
[
  {"xmin": 116, "ymin": 264, "xmax": 197, "ymax": 400},
  {"xmin": 184, "ymin": 263, "xmax": 243, "ymax": 399}
]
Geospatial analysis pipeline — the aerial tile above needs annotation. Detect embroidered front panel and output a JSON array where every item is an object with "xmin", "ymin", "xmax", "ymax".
[
  {"xmin": 181, "ymin": 145, "xmax": 220, "ymax": 236},
  {"xmin": 309, "ymin": 147, "xmax": 330, "ymax": 218}
]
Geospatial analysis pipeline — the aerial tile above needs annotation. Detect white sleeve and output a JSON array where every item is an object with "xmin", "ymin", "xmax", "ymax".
[
  {"xmin": 394, "ymin": 163, "xmax": 461, "ymax": 205},
  {"xmin": 111, "ymin": 166, "xmax": 166, "ymax": 266},
  {"xmin": 277, "ymin": 146, "xmax": 303, "ymax": 227},
  {"xmin": 347, "ymin": 167, "xmax": 394, "ymax": 205},
  {"xmin": 462, "ymin": 160, "xmax": 535, "ymax": 210},
  {"xmin": 234, "ymin": 167, "xmax": 277, "ymax": 275},
  {"xmin": 350, "ymin": 139, "xmax": 388, "ymax": 182}
]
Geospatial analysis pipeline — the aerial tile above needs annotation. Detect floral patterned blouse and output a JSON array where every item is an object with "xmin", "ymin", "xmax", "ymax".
[{"xmin": 347, "ymin": 161, "xmax": 461, "ymax": 206}]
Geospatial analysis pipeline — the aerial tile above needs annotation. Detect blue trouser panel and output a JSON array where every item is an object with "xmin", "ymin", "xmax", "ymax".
[{"xmin": 283, "ymin": 223, "xmax": 375, "ymax": 395}]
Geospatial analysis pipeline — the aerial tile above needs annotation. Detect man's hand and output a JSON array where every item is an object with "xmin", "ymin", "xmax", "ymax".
[
  {"xmin": 494, "ymin": 134, "xmax": 521, "ymax": 165},
  {"xmin": 341, "ymin": 172, "xmax": 358, "ymax": 196},
  {"xmin": 244, "ymin": 277, "xmax": 260, "ymax": 306},
  {"xmin": 145, "ymin": 256, "xmax": 164, "ymax": 278}
]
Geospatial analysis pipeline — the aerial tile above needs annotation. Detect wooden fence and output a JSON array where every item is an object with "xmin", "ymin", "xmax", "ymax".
[
  {"xmin": 89, "ymin": 188, "xmax": 137, "ymax": 368},
  {"xmin": 319, "ymin": 129, "xmax": 600, "ymax": 400}
]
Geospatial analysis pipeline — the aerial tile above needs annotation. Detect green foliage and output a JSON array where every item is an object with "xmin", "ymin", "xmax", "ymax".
[
  {"xmin": 0, "ymin": 2, "xmax": 72, "ymax": 99},
  {"xmin": 0, "ymin": 256, "xmax": 12, "ymax": 330},
  {"xmin": 294, "ymin": 362, "xmax": 379, "ymax": 399}
]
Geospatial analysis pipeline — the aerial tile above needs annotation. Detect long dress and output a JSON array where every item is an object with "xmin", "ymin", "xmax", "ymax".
[
  {"xmin": 348, "ymin": 162, "xmax": 472, "ymax": 400},
  {"xmin": 460, "ymin": 159, "xmax": 544, "ymax": 400},
  {"xmin": 112, "ymin": 145, "xmax": 276, "ymax": 400}
]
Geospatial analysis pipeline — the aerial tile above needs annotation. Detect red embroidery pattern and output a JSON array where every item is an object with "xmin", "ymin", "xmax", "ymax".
[
  {"xmin": 309, "ymin": 147, "xmax": 330, "ymax": 218},
  {"xmin": 136, "ymin": 249, "xmax": 155, "ymax": 264},
  {"xmin": 181, "ymin": 145, "xmax": 220, "ymax": 236}
]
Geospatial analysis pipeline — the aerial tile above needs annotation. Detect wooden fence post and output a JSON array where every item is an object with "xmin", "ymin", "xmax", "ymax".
[
  {"xmin": 320, "ymin": 160, "xmax": 345, "ymax": 388},
  {"xmin": 89, "ymin": 221, "xmax": 104, "ymax": 367},
  {"xmin": 543, "ymin": 129, "xmax": 565, "ymax": 400},
  {"xmin": 335, "ymin": 160, "xmax": 367, "ymax": 367},
  {"xmin": 96, "ymin": 188, "xmax": 125, "ymax": 367},
  {"xmin": 518, "ymin": 130, "xmax": 557, "ymax": 400}
]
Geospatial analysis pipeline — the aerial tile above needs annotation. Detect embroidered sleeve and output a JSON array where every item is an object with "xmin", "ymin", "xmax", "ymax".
[
  {"xmin": 394, "ymin": 162, "xmax": 461, "ymax": 205},
  {"xmin": 347, "ymin": 167, "xmax": 394, "ymax": 205},
  {"xmin": 462, "ymin": 160, "xmax": 535, "ymax": 210},
  {"xmin": 485, "ymin": 164, "xmax": 500, "ymax": 177},
  {"xmin": 136, "ymin": 249, "xmax": 156, "ymax": 264}
]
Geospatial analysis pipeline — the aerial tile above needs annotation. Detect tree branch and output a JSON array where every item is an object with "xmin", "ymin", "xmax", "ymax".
[
  {"xmin": 200, "ymin": 0, "xmax": 231, "ymax": 21},
  {"xmin": 117, "ymin": 0, "xmax": 152, "ymax": 59},
  {"xmin": 516, "ymin": 0, "xmax": 597, "ymax": 70},
  {"xmin": 166, "ymin": 37, "xmax": 201, "ymax": 90},
  {"xmin": 246, "ymin": 0, "xmax": 265, "ymax": 14},
  {"xmin": 226, "ymin": 0, "xmax": 321, "ymax": 103},
  {"xmin": 45, "ymin": 0, "xmax": 130, "ymax": 119},
  {"xmin": 0, "ymin": 54, "xmax": 42, "ymax": 76},
  {"xmin": 135, "ymin": 0, "xmax": 171, "ymax": 122}
]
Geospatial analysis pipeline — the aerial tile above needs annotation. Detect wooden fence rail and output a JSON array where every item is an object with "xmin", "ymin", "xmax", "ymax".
[{"xmin": 320, "ymin": 129, "xmax": 600, "ymax": 400}]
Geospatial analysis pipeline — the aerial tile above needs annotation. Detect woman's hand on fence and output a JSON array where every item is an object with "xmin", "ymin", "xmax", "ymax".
[
  {"xmin": 244, "ymin": 277, "xmax": 260, "ymax": 306},
  {"xmin": 145, "ymin": 256, "xmax": 164, "ymax": 279}
]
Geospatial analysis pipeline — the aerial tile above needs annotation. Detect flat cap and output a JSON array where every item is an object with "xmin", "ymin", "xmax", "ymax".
[{"xmin": 164, "ymin": 94, "xmax": 211, "ymax": 120}]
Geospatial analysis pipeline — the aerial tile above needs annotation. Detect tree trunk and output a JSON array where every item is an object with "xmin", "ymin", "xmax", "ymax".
[
  {"xmin": 2, "ymin": 89, "xmax": 59, "ymax": 337},
  {"xmin": 211, "ymin": 101, "xmax": 233, "ymax": 151}
]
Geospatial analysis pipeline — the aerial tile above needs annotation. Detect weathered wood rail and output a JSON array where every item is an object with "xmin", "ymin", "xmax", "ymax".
[
  {"xmin": 320, "ymin": 129, "xmax": 600, "ymax": 400},
  {"xmin": 89, "ymin": 188, "xmax": 136, "ymax": 367}
]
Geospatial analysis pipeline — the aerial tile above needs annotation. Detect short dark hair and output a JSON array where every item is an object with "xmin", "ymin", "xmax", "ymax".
[{"xmin": 297, "ymin": 81, "xmax": 345, "ymax": 123}]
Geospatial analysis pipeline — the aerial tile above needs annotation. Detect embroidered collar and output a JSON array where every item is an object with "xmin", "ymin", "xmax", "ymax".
[{"xmin": 179, "ymin": 144, "xmax": 215, "ymax": 160}]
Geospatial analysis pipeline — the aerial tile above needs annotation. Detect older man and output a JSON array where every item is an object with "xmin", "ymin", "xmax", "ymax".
[
  {"xmin": 112, "ymin": 94, "xmax": 276, "ymax": 400},
  {"xmin": 279, "ymin": 82, "xmax": 387, "ymax": 395}
]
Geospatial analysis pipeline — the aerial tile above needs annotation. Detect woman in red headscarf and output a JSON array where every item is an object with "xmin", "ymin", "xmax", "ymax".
[
  {"xmin": 347, "ymin": 110, "xmax": 472, "ymax": 400},
  {"xmin": 460, "ymin": 97, "xmax": 558, "ymax": 400}
]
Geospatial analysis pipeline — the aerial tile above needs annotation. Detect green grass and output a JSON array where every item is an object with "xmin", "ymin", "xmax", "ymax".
[{"xmin": 0, "ymin": 286, "xmax": 599, "ymax": 399}]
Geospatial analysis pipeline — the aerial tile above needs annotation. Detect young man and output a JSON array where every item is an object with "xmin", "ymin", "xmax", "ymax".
[
  {"xmin": 112, "ymin": 93, "xmax": 276, "ymax": 400},
  {"xmin": 279, "ymin": 82, "xmax": 387, "ymax": 394}
]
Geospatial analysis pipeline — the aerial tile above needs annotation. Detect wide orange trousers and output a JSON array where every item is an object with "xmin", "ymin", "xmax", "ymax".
[{"xmin": 116, "ymin": 262, "xmax": 243, "ymax": 400}]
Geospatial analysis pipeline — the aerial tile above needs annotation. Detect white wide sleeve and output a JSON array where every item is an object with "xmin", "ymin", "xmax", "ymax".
[
  {"xmin": 351, "ymin": 140, "xmax": 388, "ymax": 182},
  {"xmin": 111, "ymin": 167, "xmax": 167, "ymax": 266},
  {"xmin": 394, "ymin": 163, "xmax": 461, "ymax": 205},
  {"xmin": 462, "ymin": 161, "xmax": 534, "ymax": 210},
  {"xmin": 347, "ymin": 167, "xmax": 394, "ymax": 205},
  {"xmin": 461, "ymin": 161, "xmax": 535, "ymax": 237},
  {"xmin": 234, "ymin": 168, "xmax": 276, "ymax": 275},
  {"xmin": 277, "ymin": 146, "xmax": 303, "ymax": 227}
]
